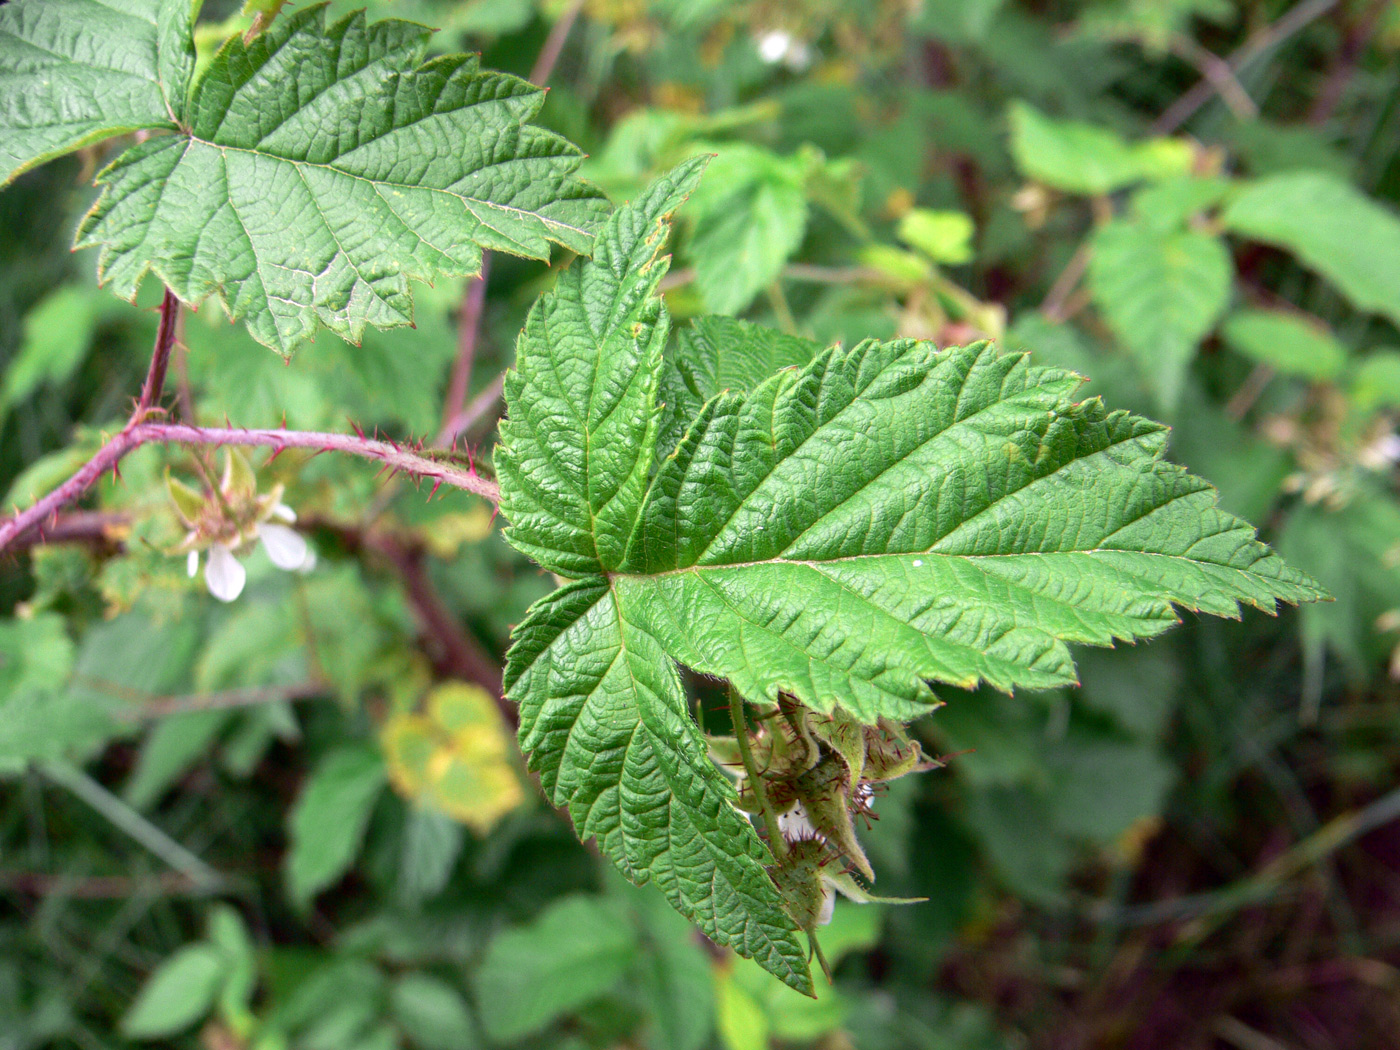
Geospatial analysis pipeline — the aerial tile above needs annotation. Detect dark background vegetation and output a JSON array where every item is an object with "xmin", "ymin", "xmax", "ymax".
[{"xmin": 4, "ymin": 1, "xmax": 1400, "ymax": 1048}]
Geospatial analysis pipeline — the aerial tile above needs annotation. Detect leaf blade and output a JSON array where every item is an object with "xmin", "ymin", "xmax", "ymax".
[
  {"xmin": 624, "ymin": 339, "xmax": 1324, "ymax": 720},
  {"xmin": 497, "ymin": 156, "xmax": 707, "ymax": 575},
  {"xmin": 0, "ymin": 0, "xmax": 192, "ymax": 186},
  {"xmin": 503, "ymin": 578, "xmax": 813, "ymax": 995},
  {"xmin": 75, "ymin": 5, "xmax": 608, "ymax": 354}
]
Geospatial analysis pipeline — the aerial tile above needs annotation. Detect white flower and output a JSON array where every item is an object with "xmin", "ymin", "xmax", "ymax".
[
  {"xmin": 778, "ymin": 801, "xmax": 821, "ymax": 843},
  {"xmin": 755, "ymin": 29, "xmax": 813, "ymax": 70},
  {"xmin": 259, "ymin": 523, "xmax": 309, "ymax": 570},
  {"xmin": 185, "ymin": 501, "xmax": 313, "ymax": 602},
  {"xmin": 757, "ymin": 29, "xmax": 793, "ymax": 63},
  {"xmin": 203, "ymin": 544, "xmax": 246, "ymax": 603}
]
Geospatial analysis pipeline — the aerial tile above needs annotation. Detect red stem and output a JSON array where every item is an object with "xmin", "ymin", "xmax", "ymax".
[
  {"xmin": 136, "ymin": 290, "xmax": 181, "ymax": 418},
  {"xmin": 438, "ymin": 254, "xmax": 492, "ymax": 444},
  {"xmin": 0, "ymin": 422, "xmax": 498, "ymax": 554}
]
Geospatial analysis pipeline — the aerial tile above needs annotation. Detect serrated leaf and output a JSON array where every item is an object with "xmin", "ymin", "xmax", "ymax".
[
  {"xmin": 0, "ymin": 0, "xmax": 193, "ymax": 186},
  {"xmin": 1221, "ymin": 309, "xmax": 1347, "ymax": 381},
  {"xmin": 499, "ymin": 168, "xmax": 1323, "ymax": 995},
  {"xmin": 620, "ymin": 338, "xmax": 1323, "ymax": 721},
  {"xmin": 503, "ymin": 578, "xmax": 812, "ymax": 994},
  {"xmin": 659, "ymin": 315, "xmax": 820, "ymax": 454},
  {"xmin": 497, "ymin": 156, "xmax": 707, "ymax": 576},
  {"xmin": 1223, "ymin": 172, "xmax": 1400, "ymax": 329},
  {"xmin": 1089, "ymin": 218, "xmax": 1232, "ymax": 411},
  {"xmin": 74, "ymin": 4, "xmax": 608, "ymax": 354}
]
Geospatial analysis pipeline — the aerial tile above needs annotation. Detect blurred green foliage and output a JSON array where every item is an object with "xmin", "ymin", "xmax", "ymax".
[{"xmin": 4, "ymin": 0, "xmax": 1400, "ymax": 1047}]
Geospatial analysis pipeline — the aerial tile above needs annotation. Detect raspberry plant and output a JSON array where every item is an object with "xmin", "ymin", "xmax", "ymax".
[{"xmin": 0, "ymin": 0, "xmax": 1329, "ymax": 1006}]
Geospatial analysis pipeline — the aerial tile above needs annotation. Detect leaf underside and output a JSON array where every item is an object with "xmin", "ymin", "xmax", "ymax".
[
  {"xmin": 497, "ymin": 161, "xmax": 1324, "ymax": 992},
  {"xmin": 0, "ymin": 1, "xmax": 609, "ymax": 354}
]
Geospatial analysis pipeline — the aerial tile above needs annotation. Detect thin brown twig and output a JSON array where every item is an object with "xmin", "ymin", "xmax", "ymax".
[
  {"xmin": 434, "ymin": 2, "xmax": 583, "ymax": 450},
  {"xmin": 529, "ymin": 0, "xmax": 586, "ymax": 86},
  {"xmin": 1153, "ymin": 0, "xmax": 1341, "ymax": 134},
  {"xmin": 1041, "ymin": 244, "xmax": 1092, "ymax": 323},
  {"xmin": 438, "ymin": 254, "xmax": 492, "ymax": 445},
  {"xmin": 1307, "ymin": 0, "xmax": 1387, "ymax": 125},
  {"xmin": 127, "ymin": 682, "xmax": 326, "ymax": 721},
  {"xmin": 1169, "ymin": 35, "xmax": 1259, "ymax": 121},
  {"xmin": 439, "ymin": 372, "xmax": 507, "ymax": 447}
]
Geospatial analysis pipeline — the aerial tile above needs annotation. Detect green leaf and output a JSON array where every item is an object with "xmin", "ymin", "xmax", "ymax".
[
  {"xmin": 1223, "ymin": 172, "xmax": 1400, "ymax": 329},
  {"xmin": 473, "ymin": 895, "xmax": 638, "ymax": 1042},
  {"xmin": 2, "ymin": 286, "xmax": 103, "ymax": 412},
  {"xmin": 660, "ymin": 315, "xmax": 820, "ymax": 454},
  {"xmin": 75, "ymin": 4, "xmax": 608, "ymax": 354},
  {"xmin": 621, "ymin": 338, "xmax": 1320, "ymax": 721},
  {"xmin": 390, "ymin": 974, "xmax": 477, "ymax": 1050},
  {"xmin": 497, "ymin": 156, "xmax": 707, "ymax": 577},
  {"xmin": 1008, "ymin": 102, "xmax": 1191, "ymax": 196},
  {"xmin": 1350, "ymin": 349, "xmax": 1400, "ymax": 416},
  {"xmin": 1221, "ymin": 309, "xmax": 1347, "ymax": 381},
  {"xmin": 685, "ymin": 144, "xmax": 811, "ymax": 314},
  {"xmin": 120, "ymin": 944, "xmax": 227, "ymax": 1040},
  {"xmin": 285, "ymin": 744, "xmax": 386, "ymax": 906},
  {"xmin": 1088, "ymin": 218, "xmax": 1232, "ymax": 410},
  {"xmin": 504, "ymin": 578, "xmax": 812, "ymax": 994},
  {"xmin": 0, "ymin": 0, "xmax": 193, "ymax": 186},
  {"xmin": 500, "ymin": 168, "xmax": 1322, "ymax": 996}
]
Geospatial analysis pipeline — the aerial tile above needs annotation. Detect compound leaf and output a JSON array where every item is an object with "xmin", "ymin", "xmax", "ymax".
[
  {"xmin": 497, "ymin": 156, "xmax": 706, "ymax": 576},
  {"xmin": 503, "ymin": 579, "xmax": 812, "ymax": 995},
  {"xmin": 75, "ymin": 4, "xmax": 608, "ymax": 354},
  {"xmin": 0, "ymin": 0, "xmax": 193, "ymax": 186},
  {"xmin": 621, "ymin": 338, "xmax": 1324, "ymax": 722},
  {"xmin": 498, "ymin": 165, "xmax": 1324, "ymax": 996}
]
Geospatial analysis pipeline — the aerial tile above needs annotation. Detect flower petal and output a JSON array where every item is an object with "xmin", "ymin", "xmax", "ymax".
[
  {"xmin": 271, "ymin": 503, "xmax": 297, "ymax": 524},
  {"xmin": 187, "ymin": 550, "xmax": 199, "ymax": 578},
  {"xmin": 206, "ymin": 545, "xmax": 246, "ymax": 602},
  {"xmin": 260, "ymin": 523, "xmax": 309, "ymax": 570}
]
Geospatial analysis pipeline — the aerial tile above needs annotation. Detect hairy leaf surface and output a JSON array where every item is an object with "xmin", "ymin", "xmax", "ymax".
[
  {"xmin": 619, "ymin": 338, "xmax": 1321, "ymax": 722},
  {"xmin": 497, "ymin": 157, "xmax": 706, "ymax": 576},
  {"xmin": 73, "ymin": 4, "xmax": 607, "ymax": 353},
  {"xmin": 503, "ymin": 579, "xmax": 812, "ymax": 994},
  {"xmin": 0, "ymin": 0, "xmax": 192, "ymax": 186},
  {"xmin": 499, "ymin": 165, "xmax": 1323, "ymax": 993}
]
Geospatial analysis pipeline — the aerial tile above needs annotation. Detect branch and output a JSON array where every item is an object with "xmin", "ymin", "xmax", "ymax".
[
  {"xmin": 438, "ymin": 254, "xmax": 492, "ymax": 445},
  {"xmin": 0, "ymin": 422, "xmax": 498, "ymax": 555},
  {"xmin": 135, "ymin": 289, "xmax": 181, "ymax": 419},
  {"xmin": 1153, "ymin": 0, "xmax": 1340, "ymax": 133},
  {"xmin": 125, "ymin": 682, "xmax": 326, "ymax": 721},
  {"xmin": 439, "ymin": 372, "xmax": 506, "ymax": 447},
  {"xmin": 435, "ymin": 2, "xmax": 583, "ymax": 448},
  {"xmin": 529, "ymin": 0, "xmax": 586, "ymax": 86}
]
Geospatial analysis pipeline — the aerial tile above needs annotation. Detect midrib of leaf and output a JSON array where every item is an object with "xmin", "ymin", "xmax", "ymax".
[
  {"xmin": 184, "ymin": 141, "xmax": 600, "ymax": 241},
  {"xmin": 661, "ymin": 344, "xmax": 1089, "ymax": 568}
]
